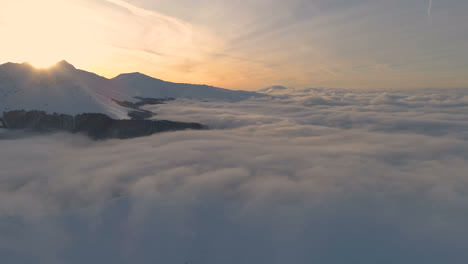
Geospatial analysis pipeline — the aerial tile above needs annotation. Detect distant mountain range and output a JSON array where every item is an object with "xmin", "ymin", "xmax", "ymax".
[
  {"xmin": 258, "ymin": 85, "xmax": 289, "ymax": 93},
  {"xmin": 0, "ymin": 61, "xmax": 265, "ymax": 118}
]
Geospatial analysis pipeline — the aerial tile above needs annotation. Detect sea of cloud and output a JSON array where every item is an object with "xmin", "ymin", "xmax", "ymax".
[{"xmin": 2, "ymin": 88, "xmax": 468, "ymax": 263}]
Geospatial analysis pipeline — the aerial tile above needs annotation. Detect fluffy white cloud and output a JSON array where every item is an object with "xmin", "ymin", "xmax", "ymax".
[{"xmin": 2, "ymin": 88, "xmax": 468, "ymax": 263}]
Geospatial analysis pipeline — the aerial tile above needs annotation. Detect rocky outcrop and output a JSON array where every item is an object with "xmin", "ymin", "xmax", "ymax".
[
  {"xmin": 134, "ymin": 97, "xmax": 175, "ymax": 106},
  {"xmin": 2, "ymin": 110, "xmax": 205, "ymax": 140},
  {"xmin": 113, "ymin": 97, "xmax": 174, "ymax": 120},
  {"xmin": 127, "ymin": 110, "xmax": 154, "ymax": 120}
]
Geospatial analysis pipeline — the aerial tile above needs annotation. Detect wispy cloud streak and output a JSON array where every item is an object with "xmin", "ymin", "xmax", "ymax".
[{"xmin": 427, "ymin": 0, "xmax": 433, "ymax": 16}]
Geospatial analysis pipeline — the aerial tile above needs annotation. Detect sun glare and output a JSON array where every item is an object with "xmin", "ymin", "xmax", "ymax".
[
  {"xmin": 27, "ymin": 56, "xmax": 63, "ymax": 69},
  {"xmin": 0, "ymin": 0, "xmax": 107, "ymax": 70}
]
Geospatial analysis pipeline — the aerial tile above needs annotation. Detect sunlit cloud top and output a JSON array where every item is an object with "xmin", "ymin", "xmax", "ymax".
[{"xmin": 1, "ymin": 0, "xmax": 467, "ymax": 90}]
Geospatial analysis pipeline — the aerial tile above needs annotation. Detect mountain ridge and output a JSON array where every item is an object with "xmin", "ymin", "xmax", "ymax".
[{"xmin": 0, "ymin": 61, "xmax": 266, "ymax": 118}]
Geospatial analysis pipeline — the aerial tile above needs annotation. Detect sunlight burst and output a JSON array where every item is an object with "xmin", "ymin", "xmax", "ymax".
[{"xmin": 0, "ymin": 0, "xmax": 106, "ymax": 70}]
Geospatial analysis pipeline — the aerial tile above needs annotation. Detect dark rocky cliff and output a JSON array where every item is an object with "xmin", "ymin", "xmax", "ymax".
[
  {"xmin": 2, "ymin": 110, "xmax": 204, "ymax": 140},
  {"xmin": 114, "ymin": 97, "xmax": 175, "ymax": 120}
]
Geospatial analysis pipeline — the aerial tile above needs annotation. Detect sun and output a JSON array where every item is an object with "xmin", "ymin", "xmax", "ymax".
[{"xmin": 26, "ymin": 54, "xmax": 64, "ymax": 69}]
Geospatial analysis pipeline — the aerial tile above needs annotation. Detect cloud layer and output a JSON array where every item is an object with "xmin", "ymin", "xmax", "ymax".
[{"xmin": 2, "ymin": 88, "xmax": 468, "ymax": 263}]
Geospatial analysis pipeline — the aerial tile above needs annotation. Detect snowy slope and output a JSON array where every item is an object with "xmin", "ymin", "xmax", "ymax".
[
  {"xmin": 0, "ymin": 61, "xmax": 130, "ymax": 119},
  {"xmin": 0, "ymin": 61, "xmax": 265, "ymax": 119},
  {"xmin": 109, "ymin": 72, "xmax": 263, "ymax": 102}
]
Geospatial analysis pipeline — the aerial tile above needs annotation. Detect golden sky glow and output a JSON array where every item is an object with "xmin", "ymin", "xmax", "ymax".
[
  {"xmin": 0, "ymin": 0, "xmax": 222, "ymax": 82},
  {"xmin": 1, "ymin": 0, "xmax": 468, "ymax": 90},
  {"xmin": 0, "ymin": 0, "xmax": 106, "ymax": 68}
]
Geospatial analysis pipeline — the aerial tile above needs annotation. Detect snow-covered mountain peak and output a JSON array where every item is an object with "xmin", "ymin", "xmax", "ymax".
[
  {"xmin": 1, "ymin": 60, "xmax": 266, "ymax": 118},
  {"xmin": 109, "ymin": 73, "xmax": 265, "ymax": 102},
  {"xmin": 52, "ymin": 60, "xmax": 76, "ymax": 71},
  {"xmin": 0, "ymin": 61, "xmax": 130, "ymax": 118},
  {"xmin": 20, "ymin": 62, "xmax": 35, "ymax": 68},
  {"xmin": 0, "ymin": 61, "xmax": 79, "ymax": 80},
  {"xmin": 0, "ymin": 61, "xmax": 35, "ymax": 75},
  {"xmin": 112, "ymin": 72, "xmax": 156, "ymax": 81}
]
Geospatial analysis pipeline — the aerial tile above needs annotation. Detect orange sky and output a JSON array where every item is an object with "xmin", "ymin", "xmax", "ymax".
[{"xmin": 1, "ymin": 0, "xmax": 468, "ymax": 90}]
